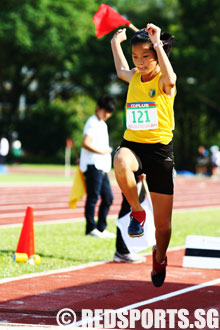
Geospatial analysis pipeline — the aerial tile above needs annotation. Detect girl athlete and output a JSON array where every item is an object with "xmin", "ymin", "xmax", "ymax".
[{"xmin": 111, "ymin": 23, "xmax": 176, "ymax": 287}]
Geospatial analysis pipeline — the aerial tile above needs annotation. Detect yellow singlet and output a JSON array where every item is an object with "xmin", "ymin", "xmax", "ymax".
[{"xmin": 124, "ymin": 70, "xmax": 176, "ymax": 145}]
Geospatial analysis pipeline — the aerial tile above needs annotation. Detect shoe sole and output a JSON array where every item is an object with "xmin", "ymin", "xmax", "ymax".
[
  {"xmin": 113, "ymin": 256, "xmax": 145, "ymax": 264},
  {"xmin": 113, "ymin": 257, "xmax": 131, "ymax": 263},
  {"xmin": 128, "ymin": 232, "xmax": 144, "ymax": 238},
  {"xmin": 151, "ymin": 268, "xmax": 166, "ymax": 287}
]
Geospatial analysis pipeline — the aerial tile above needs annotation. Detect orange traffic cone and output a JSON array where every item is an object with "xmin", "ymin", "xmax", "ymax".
[{"xmin": 16, "ymin": 206, "xmax": 35, "ymax": 258}]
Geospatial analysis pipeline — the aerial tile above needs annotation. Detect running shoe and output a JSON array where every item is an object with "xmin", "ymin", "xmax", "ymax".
[
  {"xmin": 101, "ymin": 230, "xmax": 116, "ymax": 238},
  {"xmin": 87, "ymin": 229, "xmax": 105, "ymax": 238},
  {"xmin": 113, "ymin": 251, "xmax": 146, "ymax": 264},
  {"xmin": 128, "ymin": 212, "xmax": 145, "ymax": 237},
  {"xmin": 151, "ymin": 245, "xmax": 167, "ymax": 287}
]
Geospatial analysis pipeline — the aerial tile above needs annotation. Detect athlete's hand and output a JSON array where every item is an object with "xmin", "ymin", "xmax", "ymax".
[
  {"xmin": 111, "ymin": 28, "xmax": 127, "ymax": 43},
  {"xmin": 137, "ymin": 173, "xmax": 146, "ymax": 182},
  {"xmin": 146, "ymin": 23, "xmax": 161, "ymax": 44}
]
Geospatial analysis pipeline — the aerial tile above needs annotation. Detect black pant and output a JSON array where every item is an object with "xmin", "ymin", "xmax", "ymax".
[
  {"xmin": 84, "ymin": 165, "xmax": 113, "ymax": 234},
  {"xmin": 116, "ymin": 183, "xmax": 146, "ymax": 254}
]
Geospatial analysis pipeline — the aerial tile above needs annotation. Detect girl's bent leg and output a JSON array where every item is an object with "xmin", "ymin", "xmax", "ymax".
[
  {"xmin": 150, "ymin": 192, "xmax": 173, "ymax": 263},
  {"xmin": 114, "ymin": 147, "xmax": 143, "ymax": 211}
]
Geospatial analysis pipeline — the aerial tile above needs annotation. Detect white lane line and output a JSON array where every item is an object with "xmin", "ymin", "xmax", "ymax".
[
  {"xmin": 0, "ymin": 260, "xmax": 110, "ymax": 285},
  {"xmin": 0, "ymin": 206, "xmax": 219, "ymax": 229},
  {"xmin": 0, "ymin": 217, "xmax": 85, "ymax": 228},
  {"xmin": 0, "ymin": 214, "xmax": 118, "ymax": 228},
  {"xmin": 0, "ymin": 247, "xmax": 183, "ymax": 284},
  {"xmin": 0, "ymin": 206, "xmax": 120, "ymax": 219},
  {"xmin": 0, "ymin": 202, "xmax": 69, "ymax": 211},
  {"xmin": 0, "ymin": 209, "xmax": 75, "ymax": 218},
  {"xmin": 75, "ymin": 277, "xmax": 220, "ymax": 327},
  {"xmin": 173, "ymin": 206, "xmax": 220, "ymax": 213}
]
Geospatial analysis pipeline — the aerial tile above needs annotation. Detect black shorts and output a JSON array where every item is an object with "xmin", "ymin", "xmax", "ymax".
[{"xmin": 115, "ymin": 139, "xmax": 174, "ymax": 195}]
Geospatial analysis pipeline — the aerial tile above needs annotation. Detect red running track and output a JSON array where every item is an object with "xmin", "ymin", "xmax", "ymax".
[
  {"xmin": 0, "ymin": 176, "xmax": 220, "ymax": 226},
  {"xmin": 0, "ymin": 248, "xmax": 220, "ymax": 328}
]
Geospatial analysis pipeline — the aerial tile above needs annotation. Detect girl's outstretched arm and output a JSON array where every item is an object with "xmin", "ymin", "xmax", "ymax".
[
  {"xmin": 146, "ymin": 23, "xmax": 176, "ymax": 96},
  {"xmin": 111, "ymin": 28, "xmax": 136, "ymax": 83}
]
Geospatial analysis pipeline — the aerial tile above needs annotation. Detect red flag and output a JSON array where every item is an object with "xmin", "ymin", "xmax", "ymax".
[{"xmin": 93, "ymin": 4, "xmax": 131, "ymax": 38}]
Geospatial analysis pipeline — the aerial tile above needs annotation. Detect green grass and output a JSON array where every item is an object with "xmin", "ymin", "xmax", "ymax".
[
  {"xmin": 0, "ymin": 164, "xmax": 116, "ymax": 184},
  {"xmin": 0, "ymin": 173, "xmax": 73, "ymax": 184},
  {"xmin": 170, "ymin": 209, "xmax": 220, "ymax": 247},
  {"xmin": 16, "ymin": 164, "xmax": 69, "ymax": 169},
  {"xmin": 0, "ymin": 164, "xmax": 74, "ymax": 184},
  {"xmin": 0, "ymin": 209, "xmax": 220, "ymax": 279}
]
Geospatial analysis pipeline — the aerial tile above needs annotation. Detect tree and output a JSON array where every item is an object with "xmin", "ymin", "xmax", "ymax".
[
  {"xmin": 1, "ymin": 0, "xmax": 219, "ymax": 169},
  {"xmin": 0, "ymin": 0, "xmax": 97, "ymax": 128},
  {"xmin": 170, "ymin": 0, "xmax": 220, "ymax": 170}
]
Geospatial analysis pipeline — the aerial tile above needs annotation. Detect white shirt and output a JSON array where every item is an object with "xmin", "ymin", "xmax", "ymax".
[
  {"xmin": 79, "ymin": 114, "xmax": 111, "ymax": 173},
  {"xmin": 0, "ymin": 138, "xmax": 9, "ymax": 156}
]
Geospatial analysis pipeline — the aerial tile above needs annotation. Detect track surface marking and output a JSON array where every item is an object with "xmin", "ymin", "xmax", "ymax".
[
  {"xmin": 0, "ymin": 176, "xmax": 220, "ymax": 226},
  {"xmin": 0, "ymin": 249, "xmax": 220, "ymax": 329}
]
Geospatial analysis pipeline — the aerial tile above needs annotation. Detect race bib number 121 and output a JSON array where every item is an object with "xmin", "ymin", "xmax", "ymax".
[{"xmin": 126, "ymin": 102, "xmax": 159, "ymax": 130}]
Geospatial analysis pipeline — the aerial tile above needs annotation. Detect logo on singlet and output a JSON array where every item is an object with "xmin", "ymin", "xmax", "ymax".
[{"xmin": 149, "ymin": 89, "xmax": 156, "ymax": 97}]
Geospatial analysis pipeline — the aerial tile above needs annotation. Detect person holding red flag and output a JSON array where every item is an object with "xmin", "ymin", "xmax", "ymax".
[{"xmin": 111, "ymin": 24, "xmax": 176, "ymax": 287}]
